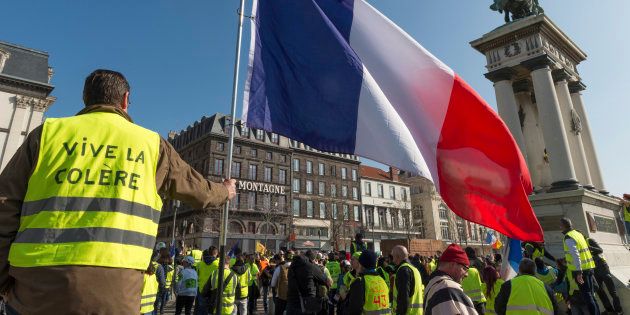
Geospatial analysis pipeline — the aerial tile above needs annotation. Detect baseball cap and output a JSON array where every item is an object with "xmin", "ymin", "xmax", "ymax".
[{"xmin": 183, "ymin": 256, "xmax": 195, "ymax": 265}]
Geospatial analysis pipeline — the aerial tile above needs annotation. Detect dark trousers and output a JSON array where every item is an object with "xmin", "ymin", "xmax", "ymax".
[
  {"xmin": 155, "ymin": 290, "xmax": 169, "ymax": 314},
  {"xmin": 175, "ymin": 295, "xmax": 196, "ymax": 315},
  {"xmin": 327, "ymin": 289, "xmax": 337, "ymax": 315},
  {"xmin": 474, "ymin": 302, "xmax": 486, "ymax": 315},
  {"xmin": 248, "ymin": 286, "xmax": 258, "ymax": 314},
  {"xmin": 594, "ymin": 266, "xmax": 622, "ymax": 312},
  {"xmin": 574, "ymin": 269, "xmax": 600, "ymax": 315},
  {"xmin": 274, "ymin": 298, "xmax": 287, "ymax": 315}
]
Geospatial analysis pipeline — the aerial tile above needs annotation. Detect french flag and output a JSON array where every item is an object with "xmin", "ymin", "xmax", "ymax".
[{"xmin": 243, "ymin": 0, "xmax": 543, "ymax": 242}]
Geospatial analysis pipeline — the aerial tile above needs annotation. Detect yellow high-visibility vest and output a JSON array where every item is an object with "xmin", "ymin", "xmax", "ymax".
[
  {"xmin": 482, "ymin": 278, "xmax": 504, "ymax": 314},
  {"xmin": 393, "ymin": 262, "xmax": 424, "ymax": 315},
  {"xmin": 506, "ymin": 275, "xmax": 554, "ymax": 315},
  {"xmin": 563, "ymin": 230, "xmax": 595, "ymax": 272},
  {"xmin": 361, "ymin": 274, "xmax": 390, "ymax": 314},
  {"xmin": 197, "ymin": 258, "xmax": 219, "ymax": 293},
  {"xmin": 211, "ymin": 268, "xmax": 238, "ymax": 315},
  {"xmin": 326, "ymin": 261, "xmax": 341, "ymax": 289},
  {"xmin": 141, "ymin": 272, "xmax": 158, "ymax": 314},
  {"xmin": 462, "ymin": 267, "xmax": 487, "ymax": 303},
  {"xmin": 9, "ymin": 111, "xmax": 162, "ymax": 270},
  {"xmin": 165, "ymin": 265, "xmax": 175, "ymax": 289}
]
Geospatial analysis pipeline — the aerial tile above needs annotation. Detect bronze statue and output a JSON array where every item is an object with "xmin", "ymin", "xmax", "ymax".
[{"xmin": 490, "ymin": 0, "xmax": 544, "ymax": 23}]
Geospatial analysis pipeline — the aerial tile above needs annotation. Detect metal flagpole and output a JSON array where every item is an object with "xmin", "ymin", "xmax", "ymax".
[{"xmin": 216, "ymin": 0, "xmax": 247, "ymax": 313}]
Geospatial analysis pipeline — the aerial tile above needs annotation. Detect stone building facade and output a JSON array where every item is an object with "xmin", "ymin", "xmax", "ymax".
[
  {"xmin": 0, "ymin": 41, "xmax": 55, "ymax": 171},
  {"xmin": 360, "ymin": 166, "xmax": 413, "ymax": 252}
]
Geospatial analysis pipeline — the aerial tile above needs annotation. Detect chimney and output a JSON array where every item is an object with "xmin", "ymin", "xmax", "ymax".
[
  {"xmin": 389, "ymin": 166, "xmax": 399, "ymax": 182},
  {"xmin": 167, "ymin": 130, "xmax": 178, "ymax": 141}
]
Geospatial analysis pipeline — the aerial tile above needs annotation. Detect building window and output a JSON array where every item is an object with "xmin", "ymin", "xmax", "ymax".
[
  {"xmin": 365, "ymin": 207, "xmax": 373, "ymax": 226},
  {"xmin": 232, "ymin": 193, "xmax": 240, "ymax": 209},
  {"xmin": 331, "ymin": 184, "xmax": 337, "ymax": 197},
  {"xmin": 293, "ymin": 199, "xmax": 300, "ymax": 217},
  {"xmin": 318, "ymin": 182, "xmax": 325, "ymax": 196},
  {"xmin": 271, "ymin": 133, "xmax": 279, "ymax": 144},
  {"xmin": 441, "ymin": 222, "xmax": 450, "ymax": 240},
  {"xmin": 364, "ymin": 182, "xmax": 371, "ymax": 196},
  {"xmin": 306, "ymin": 201, "xmax": 314, "ymax": 218},
  {"xmin": 266, "ymin": 151, "xmax": 272, "ymax": 160},
  {"xmin": 352, "ymin": 187, "xmax": 358, "ymax": 200},
  {"xmin": 248, "ymin": 222, "xmax": 256, "ymax": 234},
  {"xmin": 242, "ymin": 126, "xmax": 249, "ymax": 137},
  {"xmin": 306, "ymin": 161, "xmax": 313, "ymax": 174},
  {"xmin": 352, "ymin": 169, "xmax": 357, "ymax": 181},
  {"xmin": 217, "ymin": 142, "xmax": 225, "ymax": 151},
  {"xmin": 332, "ymin": 204, "xmax": 338, "ymax": 219},
  {"xmin": 278, "ymin": 169, "xmax": 287, "ymax": 185},
  {"xmin": 235, "ymin": 145, "xmax": 241, "ymax": 154},
  {"xmin": 378, "ymin": 208, "xmax": 387, "ymax": 228},
  {"xmin": 214, "ymin": 159, "xmax": 224, "ymax": 176},
  {"xmin": 262, "ymin": 194, "xmax": 271, "ymax": 209},
  {"xmin": 341, "ymin": 167, "xmax": 347, "ymax": 179},
  {"xmin": 256, "ymin": 129, "xmax": 265, "ymax": 141},
  {"xmin": 390, "ymin": 186, "xmax": 396, "ymax": 200},
  {"xmin": 353, "ymin": 206, "xmax": 360, "ymax": 222},
  {"xmin": 264, "ymin": 167, "xmax": 272, "ymax": 182},
  {"xmin": 247, "ymin": 192, "xmax": 256, "ymax": 209},
  {"xmin": 231, "ymin": 161, "xmax": 241, "ymax": 178},
  {"xmin": 306, "ymin": 180, "xmax": 313, "ymax": 194},
  {"xmin": 392, "ymin": 210, "xmax": 399, "ymax": 228},
  {"xmin": 377, "ymin": 184, "xmax": 384, "ymax": 198},
  {"xmin": 248, "ymin": 164, "xmax": 257, "ymax": 180},
  {"xmin": 343, "ymin": 204, "xmax": 349, "ymax": 220},
  {"xmin": 342, "ymin": 185, "xmax": 348, "ymax": 198},
  {"xmin": 293, "ymin": 178, "xmax": 300, "ymax": 193},
  {"xmin": 318, "ymin": 163, "xmax": 325, "ymax": 175},
  {"xmin": 281, "ymin": 154, "xmax": 287, "ymax": 163},
  {"xmin": 278, "ymin": 195, "xmax": 286, "ymax": 211},
  {"xmin": 293, "ymin": 159, "xmax": 300, "ymax": 172},
  {"xmin": 251, "ymin": 148, "xmax": 257, "ymax": 158},
  {"xmin": 330, "ymin": 165, "xmax": 336, "ymax": 176},
  {"xmin": 319, "ymin": 202, "xmax": 326, "ymax": 219},
  {"xmin": 401, "ymin": 188, "xmax": 407, "ymax": 201},
  {"xmin": 439, "ymin": 204, "xmax": 448, "ymax": 221}
]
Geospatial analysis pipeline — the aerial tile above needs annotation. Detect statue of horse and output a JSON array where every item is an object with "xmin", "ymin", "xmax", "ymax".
[{"xmin": 490, "ymin": 0, "xmax": 544, "ymax": 23}]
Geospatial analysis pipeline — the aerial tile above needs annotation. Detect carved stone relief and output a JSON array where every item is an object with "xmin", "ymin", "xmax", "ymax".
[{"xmin": 0, "ymin": 49, "xmax": 10, "ymax": 73}]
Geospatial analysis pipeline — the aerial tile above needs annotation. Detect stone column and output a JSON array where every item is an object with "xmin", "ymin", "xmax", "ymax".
[
  {"xmin": 569, "ymin": 82, "xmax": 606, "ymax": 192},
  {"xmin": 485, "ymin": 68, "xmax": 527, "ymax": 157},
  {"xmin": 552, "ymin": 69, "xmax": 593, "ymax": 188},
  {"xmin": 522, "ymin": 56, "xmax": 578, "ymax": 190},
  {"xmin": 513, "ymin": 79, "xmax": 552, "ymax": 190},
  {"xmin": 1, "ymin": 97, "xmax": 29, "ymax": 170}
]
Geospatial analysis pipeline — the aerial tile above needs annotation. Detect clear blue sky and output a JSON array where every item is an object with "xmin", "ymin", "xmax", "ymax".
[{"xmin": 2, "ymin": 1, "xmax": 627, "ymax": 197}]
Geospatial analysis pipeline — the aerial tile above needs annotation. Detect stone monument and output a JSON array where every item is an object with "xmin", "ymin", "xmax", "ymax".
[{"xmin": 471, "ymin": 5, "xmax": 630, "ymax": 306}]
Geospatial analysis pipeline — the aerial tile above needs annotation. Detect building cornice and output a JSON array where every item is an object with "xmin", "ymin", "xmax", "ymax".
[{"xmin": 0, "ymin": 73, "xmax": 54, "ymax": 98}]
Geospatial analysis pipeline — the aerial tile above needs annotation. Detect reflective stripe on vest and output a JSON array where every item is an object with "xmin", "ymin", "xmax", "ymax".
[
  {"xmin": 362, "ymin": 275, "xmax": 390, "ymax": 314},
  {"xmin": 462, "ymin": 267, "xmax": 486, "ymax": 302},
  {"xmin": 165, "ymin": 267, "xmax": 175, "ymax": 289},
  {"xmin": 141, "ymin": 273, "xmax": 158, "ymax": 314},
  {"xmin": 393, "ymin": 262, "xmax": 424, "ymax": 315},
  {"xmin": 211, "ymin": 268, "xmax": 238, "ymax": 315},
  {"xmin": 535, "ymin": 267, "xmax": 556, "ymax": 286},
  {"xmin": 9, "ymin": 112, "xmax": 162, "ymax": 270},
  {"xmin": 506, "ymin": 275, "xmax": 554, "ymax": 315},
  {"xmin": 237, "ymin": 268, "xmax": 251, "ymax": 299},
  {"xmin": 563, "ymin": 230, "xmax": 595, "ymax": 271}
]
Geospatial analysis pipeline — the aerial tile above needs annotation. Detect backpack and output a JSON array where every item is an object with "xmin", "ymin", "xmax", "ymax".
[{"xmin": 277, "ymin": 264, "xmax": 290, "ymax": 300}]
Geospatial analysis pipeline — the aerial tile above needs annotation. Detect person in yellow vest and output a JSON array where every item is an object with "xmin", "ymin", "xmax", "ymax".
[
  {"xmin": 560, "ymin": 217, "xmax": 599, "ymax": 315},
  {"xmin": 156, "ymin": 254, "xmax": 175, "ymax": 315},
  {"xmin": 0, "ymin": 69, "xmax": 236, "ymax": 314},
  {"xmin": 428, "ymin": 258, "xmax": 437, "ymax": 274},
  {"xmin": 191, "ymin": 248, "xmax": 203, "ymax": 265},
  {"xmin": 210, "ymin": 255, "xmax": 239, "ymax": 315},
  {"xmin": 461, "ymin": 252, "xmax": 486, "ymax": 314},
  {"xmin": 141, "ymin": 262, "xmax": 159, "ymax": 315},
  {"xmin": 376, "ymin": 256, "xmax": 391, "ymax": 288},
  {"xmin": 340, "ymin": 252, "xmax": 361, "ymax": 301},
  {"xmin": 391, "ymin": 245, "xmax": 424, "ymax": 315},
  {"xmin": 231, "ymin": 254, "xmax": 251, "ymax": 315},
  {"xmin": 588, "ymin": 237, "xmax": 623, "ymax": 314},
  {"xmin": 325, "ymin": 252, "xmax": 341, "ymax": 315},
  {"xmin": 175, "ymin": 256, "xmax": 198, "ymax": 315},
  {"xmin": 481, "ymin": 266, "xmax": 504, "ymax": 315},
  {"xmin": 345, "ymin": 250, "xmax": 390, "ymax": 314},
  {"xmin": 196, "ymin": 246, "xmax": 220, "ymax": 315},
  {"xmin": 350, "ymin": 233, "xmax": 368, "ymax": 255},
  {"xmin": 494, "ymin": 258, "xmax": 557, "ymax": 315},
  {"xmin": 424, "ymin": 244, "xmax": 476, "ymax": 315},
  {"xmin": 522, "ymin": 242, "xmax": 556, "ymax": 263},
  {"xmin": 246, "ymin": 253, "xmax": 260, "ymax": 315}
]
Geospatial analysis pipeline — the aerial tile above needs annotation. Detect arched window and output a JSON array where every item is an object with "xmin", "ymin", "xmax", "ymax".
[
  {"xmin": 229, "ymin": 221, "xmax": 243, "ymax": 234},
  {"xmin": 259, "ymin": 223, "xmax": 277, "ymax": 235}
]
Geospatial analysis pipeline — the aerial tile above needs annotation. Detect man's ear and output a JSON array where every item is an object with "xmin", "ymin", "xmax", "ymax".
[{"xmin": 121, "ymin": 91, "xmax": 129, "ymax": 112}]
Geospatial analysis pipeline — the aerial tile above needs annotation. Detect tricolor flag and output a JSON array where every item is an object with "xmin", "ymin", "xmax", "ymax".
[
  {"xmin": 243, "ymin": 0, "xmax": 542, "ymax": 241},
  {"xmin": 500, "ymin": 238, "xmax": 523, "ymax": 280}
]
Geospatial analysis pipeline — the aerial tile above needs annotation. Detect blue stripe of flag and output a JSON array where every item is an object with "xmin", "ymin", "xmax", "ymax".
[{"xmin": 247, "ymin": 0, "xmax": 362, "ymax": 153}]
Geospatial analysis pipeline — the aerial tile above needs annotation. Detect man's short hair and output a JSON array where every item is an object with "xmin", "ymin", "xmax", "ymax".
[
  {"xmin": 560, "ymin": 217, "xmax": 573, "ymax": 229},
  {"xmin": 519, "ymin": 258, "xmax": 536, "ymax": 275},
  {"xmin": 83, "ymin": 69, "xmax": 130, "ymax": 107}
]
